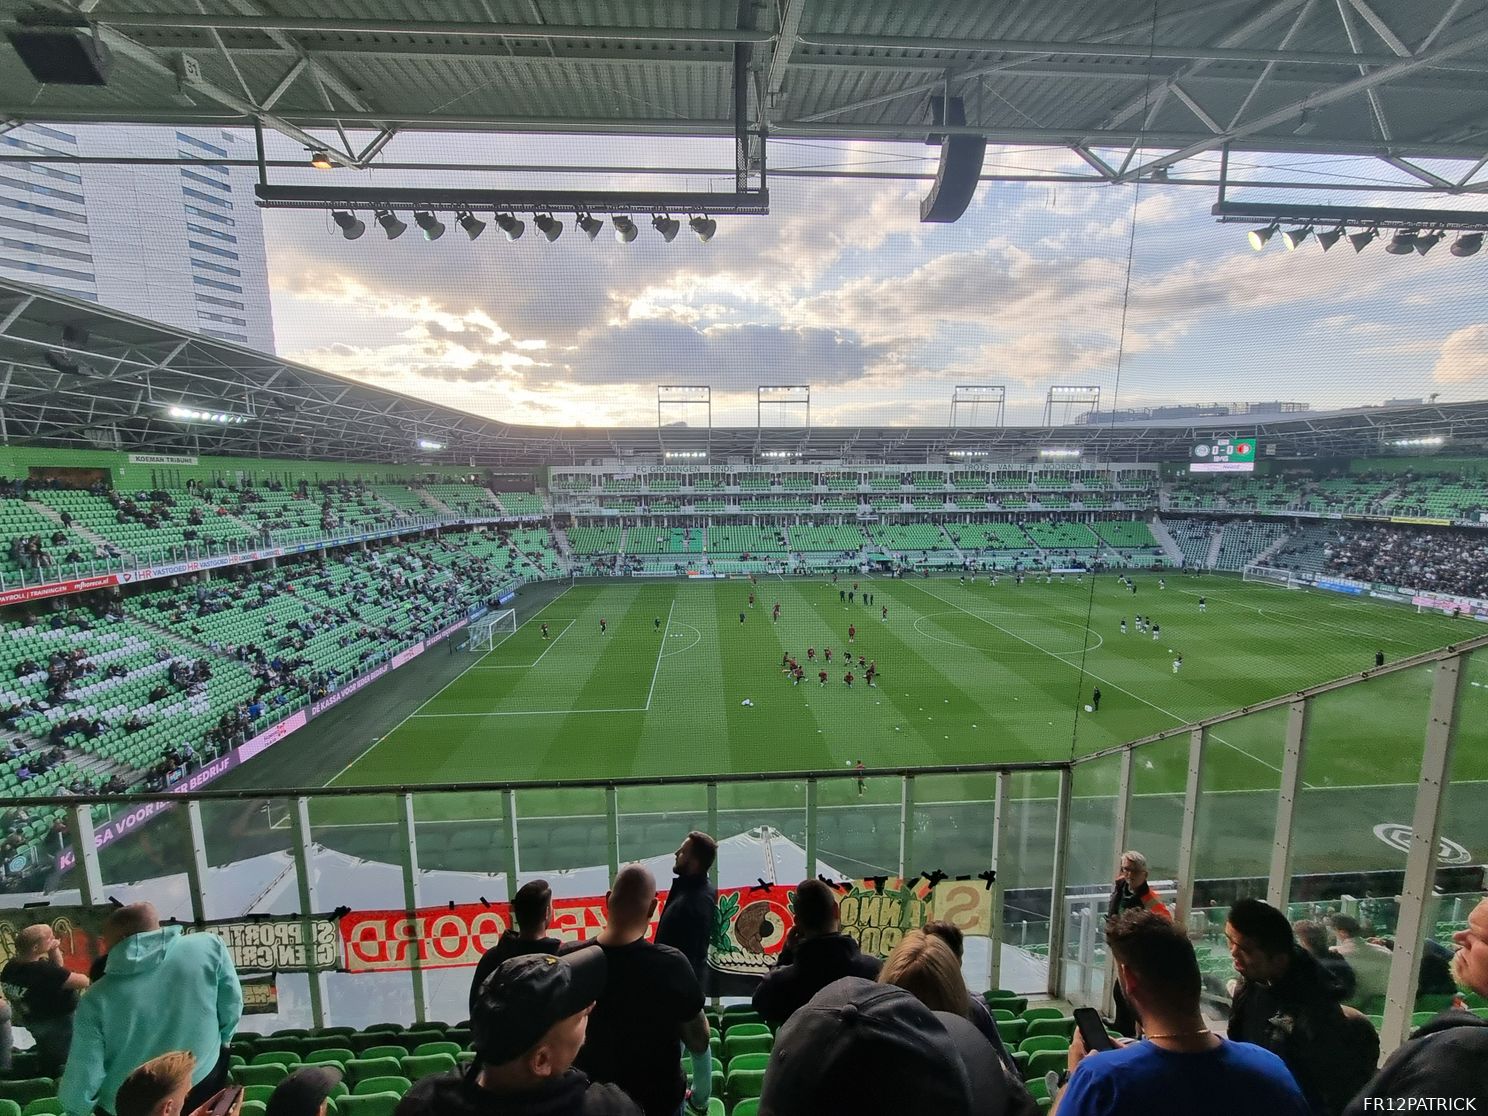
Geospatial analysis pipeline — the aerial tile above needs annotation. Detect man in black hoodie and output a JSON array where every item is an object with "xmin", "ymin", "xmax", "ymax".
[
  {"xmin": 1344, "ymin": 896, "xmax": 1488, "ymax": 1114},
  {"xmin": 396, "ymin": 951, "xmax": 639, "ymax": 1116},
  {"xmin": 752, "ymin": 878, "xmax": 882, "ymax": 1027},
  {"xmin": 656, "ymin": 832, "xmax": 718, "ymax": 991},
  {"xmin": 470, "ymin": 880, "xmax": 562, "ymax": 1013},
  {"xmin": 1226, "ymin": 899, "xmax": 1378, "ymax": 1116}
]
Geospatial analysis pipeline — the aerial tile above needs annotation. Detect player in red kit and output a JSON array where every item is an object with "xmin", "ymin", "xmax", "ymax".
[
  {"xmin": 748, "ymin": 592, "xmax": 755, "ymax": 609},
  {"xmin": 848, "ymin": 624, "xmax": 856, "ymax": 643},
  {"xmin": 818, "ymin": 669, "xmax": 828, "ymax": 686},
  {"xmin": 881, "ymin": 605, "xmax": 888, "ymax": 621},
  {"xmin": 844, "ymin": 671, "xmax": 854, "ymax": 687},
  {"xmin": 772, "ymin": 602, "xmax": 781, "ymax": 622},
  {"xmin": 824, "ymin": 647, "xmax": 833, "ymax": 663},
  {"xmin": 806, "ymin": 647, "xmax": 815, "ymax": 661}
]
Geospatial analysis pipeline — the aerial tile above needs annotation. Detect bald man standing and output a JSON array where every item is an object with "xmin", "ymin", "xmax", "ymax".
[{"xmin": 561, "ymin": 866, "xmax": 712, "ymax": 1116}]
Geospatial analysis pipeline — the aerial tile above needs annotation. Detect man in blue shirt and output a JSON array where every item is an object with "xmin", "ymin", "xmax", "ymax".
[{"xmin": 1052, "ymin": 910, "xmax": 1309, "ymax": 1116}]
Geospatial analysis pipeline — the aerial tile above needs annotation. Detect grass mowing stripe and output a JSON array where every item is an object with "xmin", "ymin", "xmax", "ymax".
[{"xmin": 644, "ymin": 598, "xmax": 676, "ymax": 709}]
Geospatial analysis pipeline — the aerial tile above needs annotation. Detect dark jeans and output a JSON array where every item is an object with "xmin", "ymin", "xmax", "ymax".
[
  {"xmin": 181, "ymin": 1047, "xmax": 231, "ymax": 1112},
  {"xmin": 27, "ymin": 1016, "xmax": 74, "ymax": 1075}
]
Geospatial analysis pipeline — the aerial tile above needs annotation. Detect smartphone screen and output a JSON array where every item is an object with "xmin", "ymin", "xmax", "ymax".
[{"xmin": 1073, "ymin": 1007, "xmax": 1117, "ymax": 1052}]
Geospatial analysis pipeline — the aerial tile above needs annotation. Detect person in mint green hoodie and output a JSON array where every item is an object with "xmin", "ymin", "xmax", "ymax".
[{"xmin": 59, "ymin": 904, "xmax": 242, "ymax": 1116}]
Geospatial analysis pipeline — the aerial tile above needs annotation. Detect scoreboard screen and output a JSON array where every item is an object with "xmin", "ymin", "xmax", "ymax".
[{"xmin": 1190, "ymin": 437, "xmax": 1258, "ymax": 473}]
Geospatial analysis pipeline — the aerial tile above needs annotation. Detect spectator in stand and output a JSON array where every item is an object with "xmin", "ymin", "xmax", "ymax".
[
  {"xmin": 655, "ymin": 831, "xmax": 718, "ymax": 990},
  {"xmin": 752, "ymin": 878, "xmax": 883, "ymax": 1027},
  {"xmin": 398, "ymin": 951, "xmax": 638, "ymax": 1116},
  {"xmin": 1292, "ymin": 921, "xmax": 1355, "ymax": 1003},
  {"xmin": 560, "ymin": 866, "xmax": 711, "ymax": 1116},
  {"xmin": 59, "ymin": 903, "xmax": 242, "ymax": 1116},
  {"xmin": 470, "ymin": 879, "xmax": 561, "ymax": 1013},
  {"xmin": 112, "ymin": 1052, "xmax": 204, "ymax": 1116},
  {"xmin": 0, "ymin": 923, "xmax": 90, "ymax": 1072},
  {"xmin": 759, "ymin": 977, "xmax": 1022, "ymax": 1116},
  {"xmin": 882, "ymin": 927, "xmax": 1024, "ymax": 1088},
  {"xmin": 1107, "ymin": 851, "xmax": 1170, "ymax": 1036},
  {"xmin": 266, "ymin": 1066, "xmax": 345, "ymax": 1116},
  {"xmin": 1344, "ymin": 896, "xmax": 1488, "ymax": 1113},
  {"xmin": 1325, "ymin": 915, "xmax": 1393, "ymax": 1009},
  {"xmin": 1052, "ymin": 910, "xmax": 1309, "ymax": 1116},
  {"xmin": 1226, "ymin": 899, "xmax": 1377, "ymax": 1116}
]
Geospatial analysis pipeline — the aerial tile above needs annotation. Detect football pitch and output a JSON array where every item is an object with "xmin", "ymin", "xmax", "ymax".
[{"xmin": 286, "ymin": 572, "xmax": 1488, "ymax": 890}]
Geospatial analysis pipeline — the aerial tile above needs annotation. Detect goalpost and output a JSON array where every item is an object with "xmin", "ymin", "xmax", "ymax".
[
  {"xmin": 462, "ymin": 609, "xmax": 518, "ymax": 652},
  {"xmin": 1242, "ymin": 563, "xmax": 1301, "ymax": 590}
]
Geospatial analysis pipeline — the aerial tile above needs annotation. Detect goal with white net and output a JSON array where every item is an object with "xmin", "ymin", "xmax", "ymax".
[
  {"xmin": 462, "ymin": 609, "xmax": 518, "ymax": 652},
  {"xmin": 1242, "ymin": 563, "xmax": 1300, "ymax": 589}
]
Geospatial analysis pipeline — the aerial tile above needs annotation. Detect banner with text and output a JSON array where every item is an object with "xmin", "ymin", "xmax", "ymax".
[{"xmin": 339, "ymin": 877, "xmax": 993, "ymax": 975}]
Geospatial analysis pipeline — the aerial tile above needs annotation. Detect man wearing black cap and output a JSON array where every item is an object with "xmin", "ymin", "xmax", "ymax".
[
  {"xmin": 267, "ymin": 1066, "xmax": 343, "ymax": 1116},
  {"xmin": 561, "ymin": 866, "xmax": 711, "ymax": 1116},
  {"xmin": 469, "ymin": 880, "xmax": 562, "ymax": 1013},
  {"xmin": 395, "ymin": 952, "xmax": 639, "ymax": 1116},
  {"xmin": 760, "ymin": 977, "xmax": 1005, "ymax": 1116}
]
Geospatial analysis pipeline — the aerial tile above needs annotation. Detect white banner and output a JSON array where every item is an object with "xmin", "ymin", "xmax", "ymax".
[{"xmin": 128, "ymin": 453, "xmax": 199, "ymax": 465}]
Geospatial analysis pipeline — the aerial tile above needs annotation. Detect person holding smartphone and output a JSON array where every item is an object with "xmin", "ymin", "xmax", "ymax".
[{"xmin": 1049, "ymin": 911, "xmax": 1309, "ymax": 1116}]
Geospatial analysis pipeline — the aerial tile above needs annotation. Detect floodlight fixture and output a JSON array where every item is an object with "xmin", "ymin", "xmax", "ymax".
[
  {"xmin": 417, "ymin": 438, "xmax": 445, "ymax": 451},
  {"xmin": 534, "ymin": 213, "xmax": 563, "ymax": 242},
  {"xmin": 652, "ymin": 214, "xmax": 680, "ymax": 242},
  {"xmin": 414, "ymin": 211, "xmax": 445, "ymax": 241},
  {"xmin": 577, "ymin": 213, "xmax": 604, "ymax": 240},
  {"xmin": 456, "ymin": 211, "xmax": 486, "ymax": 240},
  {"xmin": 1451, "ymin": 232, "xmax": 1484, "ymax": 257},
  {"xmin": 1348, "ymin": 227, "xmax": 1378, "ymax": 252},
  {"xmin": 612, "ymin": 215, "xmax": 639, "ymax": 244},
  {"xmin": 331, "ymin": 210, "xmax": 365, "ymax": 240},
  {"xmin": 1384, "ymin": 229, "xmax": 1418, "ymax": 255},
  {"xmin": 1413, "ymin": 231, "xmax": 1444, "ymax": 256},
  {"xmin": 374, "ymin": 210, "xmax": 407, "ymax": 240},
  {"xmin": 309, "ymin": 150, "xmax": 333, "ymax": 170},
  {"xmin": 1248, "ymin": 223, "xmax": 1278, "ymax": 250},
  {"xmin": 1281, "ymin": 225, "xmax": 1312, "ymax": 250},
  {"xmin": 167, "ymin": 405, "xmax": 249, "ymax": 425},
  {"xmin": 1315, "ymin": 226, "xmax": 1345, "ymax": 252},
  {"xmin": 689, "ymin": 215, "xmax": 717, "ymax": 242},
  {"xmin": 1390, "ymin": 435, "xmax": 1445, "ymax": 447},
  {"xmin": 495, "ymin": 213, "xmax": 525, "ymax": 241},
  {"xmin": 1039, "ymin": 447, "xmax": 1081, "ymax": 458}
]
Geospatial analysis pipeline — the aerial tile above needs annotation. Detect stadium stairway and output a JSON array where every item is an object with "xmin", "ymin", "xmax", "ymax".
[
  {"xmin": 410, "ymin": 488, "xmax": 458, "ymax": 516},
  {"xmin": 1204, "ymin": 529, "xmax": 1222, "ymax": 569},
  {"xmin": 550, "ymin": 526, "xmax": 573, "ymax": 562},
  {"xmin": 1249, "ymin": 529, "xmax": 1296, "ymax": 569},
  {"xmin": 1148, "ymin": 518, "xmax": 1186, "ymax": 566}
]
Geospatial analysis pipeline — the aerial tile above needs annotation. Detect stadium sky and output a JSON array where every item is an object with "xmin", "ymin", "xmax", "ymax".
[{"xmin": 262, "ymin": 135, "xmax": 1488, "ymax": 428}]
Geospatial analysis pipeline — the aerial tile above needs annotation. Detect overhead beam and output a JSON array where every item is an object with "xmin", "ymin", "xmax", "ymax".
[
  {"xmin": 1343, "ymin": 0, "xmax": 1412, "ymax": 58},
  {"xmin": 767, "ymin": 0, "xmax": 809, "ymax": 106}
]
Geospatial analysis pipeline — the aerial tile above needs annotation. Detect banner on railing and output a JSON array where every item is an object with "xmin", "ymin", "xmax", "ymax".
[
  {"xmin": 0, "ymin": 906, "xmax": 343, "ymax": 974},
  {"xmin": 339, "ymin": 876, "xmax": 993, "ymax": 975}
]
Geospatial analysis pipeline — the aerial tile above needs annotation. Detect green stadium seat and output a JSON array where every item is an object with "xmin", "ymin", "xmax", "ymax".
[
  {"xmin": 732, "ymin": 1102, "xmax": 760, "ymax": 1116},
  {"xmin": 357, "ymin": 1046, "xmax": 407, "ymax": 1063},
  {"xmin": 344, "ymin": 1059, "xmax": 404, "ymax": 1089},
  {"xmin": 241, "ymin": 1087, "xmax": 278, "ymax": 1105},
  {"xmin": 0, "ymin": 1094, "xmax": 22, "ymax": 1116},
  {"xmin": 997, "ymin": 1020, "xmax": 1028, "ymax": 1046},
  {"xmin": 399, "ymin": 1054, "xmax": 455, "ymax": 1080},
  {"xmin": 1021, "ymin": 1007, "xmax": 1065, "ymax": 1022},
  {"xmin": 304, "ymin": 1048, "xmax": 355, "ymax": 1068},
  {"xmin": 0, "ymin": 1087, "xmax": 53, "ymax": 1109},
  {"xmin": 232, "ymin": 1066, "xmax": 288, "ymax": 1088},
  {"xmin": 251, "ymin": 1051, "xmax": 303, "ymax": 1067},
  {"xmin": 352, "ymin": 1078, "xmax": 411, "ymax": 1098},
  {"xmin": 1026, "ymin": 1050, "xmax": 1067, "ymax": 1079},
  {"xmin": 335, "ymin": 1094, "xmax": 402, "ymax": 1116},
  {"xmin": 410, "ymin": 1042, "xmax": 461, "ymax": 1059},
  {"xmin": 724, "ymin": 1068, "xmax": 766, "ymax": 1111},
  {"xmin": 1017, "ymin": 1036, "xmax": 1069, "ymax": 1055},
  {"xmin": 240, "ymin": 1102, "xmax": 267, "ymax": 1116},
  {"xmin": 990, "ymin": 1008, "xmax": 1017, "ymax": 1021},
  {"xmin": 722, "ymin": 1033, "xmax": 772, "ymax": 1062},
  {"xmin": 1026, "ymin": 1017, "xmax": 1076, "ymax": 1040},
  {"xmin": 724, "ymin": 1053, "xmax": 770, "ymax": 1074},
  {"xmin": 20, "ymin": 1098, "xmax": 61, "ymax": 1116},
  {"xmin": 721, "ymin": 1022, "xmax": 769, "ymax": 1039}
]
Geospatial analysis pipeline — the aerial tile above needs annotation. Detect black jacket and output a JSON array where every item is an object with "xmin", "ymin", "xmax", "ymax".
[
  {"xmin": 394, "ymin": 1066, "xmax": 641, "ymax": 1116},
  {"xmin": 469, "ymin": 935, "xmax": 562, "ymax": 1014},
  {"xmin": 655, "ymin": 873, "xmax": 717, "ymax": 987},
  {"xmin": 1230, "ymin": 945, "xmax": 1378, "ymax": 1116},
  {"xmin": 1343, "ymin": 1010, "xmax": 1488, "ymax": 1115},
  {"xmin": 752, "ymin": 932, "xmax": 882, "ymax": 1026}
]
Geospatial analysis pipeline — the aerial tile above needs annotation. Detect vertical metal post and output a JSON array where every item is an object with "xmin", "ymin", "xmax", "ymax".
[
  {"xmin": 1175, "ymin": 727, "xmax": 1206, "ymax": 924},
  {"xmin": 1381, "ymin": 656, "xmax": 1465, "ymax": 1054},
  {"xmin": 706, "ymin": 783, "xmax": 719, "ymax": 888},
  {"xmin": 397, "ymin": 793, "xmax": 428, "ymax": 1024},
  {"xmin": 988, "ymin": 771, "xmax": 1009, "ymax": 991},
  {"xmin": 1046, "ymin": 767, "xmax": 1073, "ymax": 1000},
  {"xmin": 804, "ymin": 779, "xmax": 818, "ymax": 874},
  {"xmin": 1267, "ymin": 699, "xmax": 1311, "ymax": 909},
  {"xmin": 502, "ymin": 789, "xmax": 520, "ymax": 891},
  {"xmin": 897, "ymin": 775, "xmax": 915, "ymax": 879},
  {"xmin": 605, "ymin": 786, "xmax": 620, "ymax": 882},
  {"xmin": 180, "ymin": 800, "xmax": 210, "ymax": 924},
  {"xmin": 1103, "ymin": 747, "xmax": 1136, "ymax": 1016},
  {"xmin": 289, "ymin": 797, "xmax": 326, "ymax": 1028},
  {"xmin": 69, "ymin": 804, "xmax": 104, "ymax": 906}
]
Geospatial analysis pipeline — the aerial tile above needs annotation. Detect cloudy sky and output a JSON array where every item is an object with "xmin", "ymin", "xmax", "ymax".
[{"xmin": 260, "ymin": 134, "xmax": 1488, "ymax": 428}]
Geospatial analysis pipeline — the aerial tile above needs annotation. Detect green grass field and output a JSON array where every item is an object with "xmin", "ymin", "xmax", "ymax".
[{"xmin": 294, "ymin": 572, "xmax": 1487, "ymax": 889}]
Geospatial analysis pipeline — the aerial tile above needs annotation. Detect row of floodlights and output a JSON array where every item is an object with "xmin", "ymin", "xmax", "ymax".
[
  {"xmin": 329, "ymin": 210, "xmax": 718, "ymax": 244},
  {"xmin": 1249, "ymin": 225, "xmax": 1483, "ymax": 256},
  {"xmin": 168, "ymin": 405, "xmax": 249, "ymax": 425}
]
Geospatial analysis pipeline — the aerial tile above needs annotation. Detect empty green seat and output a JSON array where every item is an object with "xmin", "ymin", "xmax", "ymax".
[
  {"xmin": 21, "ymin": 1099, "xmax": 62, "ymax": 1116},
  {"xmin": 723, "ymin": 1033, "xmax": 772, "ymax": 1062},
  {"xmin": 305, "ymin": 1048, "xmax": 355, "ymax": 1068},
  {"xmin": 1026, "ymin": 1017, "xmax": 1075, "ymax": 1040},
  {"xmin": 721, "ymin": 1022, "xmax": 769, "ymax": 1039},
  {"xmin": 351, "ymin": 1078, "xmax": 411, "ymax": 1098},
  {"xmin": 335, "ymin": 1095, "xmax": 401, "ymax": 1116},
  {"xmin": 251, "ymin": 1050, "xmax": 303, "ymax": 1067},
  {"xmin": 399, "ymin": 1054, "xmax": 455, "ymax": 1080},
  {"xmin": 240, "ymin": 1103, "xmax": 267, "ymax": 1116},
  {"xmin": 344, "ymin": 1059, "xmax": 403, "ymax": 1088},
  {"xmin": 1027, "ymin": 1049, "xmax": 1067, "ymax": 1079},
  {"xmin": 241, "ymin": 1087, "xmax": 277, "ymax": 1105},
  {"xmin": 724, "ymin": 1053, "xmax": 769, "ymax": 1074},
  {"xmin": 358, "ymin": 1046, "xmax": 407, "ymax": 1063},
  {"xmin": 410, "ymin": 1042, "xmax": 460, "ymax": 1059},
  {"xmin": 1022, "ymin": 1007, "xmax": 1064, "ymax": 1022},
  {"xmin": 232, "ymin": 1066, "xmax": 288, "ymax": 1088},
  {"xmin": 1018, "ymin": 1036, "xmax": 1068, "ymax": 1055},
  {"xmin": 724, "ymin": 1067, "xmax": 766, "ymax": 1110},
  {"xmin": 0, "ymin": 1086, "xmax": 54, "ymax": 1109},
  {"xmin": 733, "ymin": 1102, "xmax": 759, "ymax": 1116}
]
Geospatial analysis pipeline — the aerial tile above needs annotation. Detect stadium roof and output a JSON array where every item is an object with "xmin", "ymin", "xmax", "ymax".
[
  {"xmin": 4, "ymin": 277, "xmax": 1487, "ymax": 467},
  {"xmin": 4, "ymin": 0, "xmax": 1488, "ymax": 191}
]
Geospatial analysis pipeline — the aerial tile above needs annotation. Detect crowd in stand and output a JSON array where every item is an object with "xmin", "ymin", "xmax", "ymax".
[
  {"xmin": 0, "ymin": 834, "xmax": 1480, "ymax": 1116},
  {"xmin": 1320, "ymin": 524, "xmax": 1488, "ymax": 599}
]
